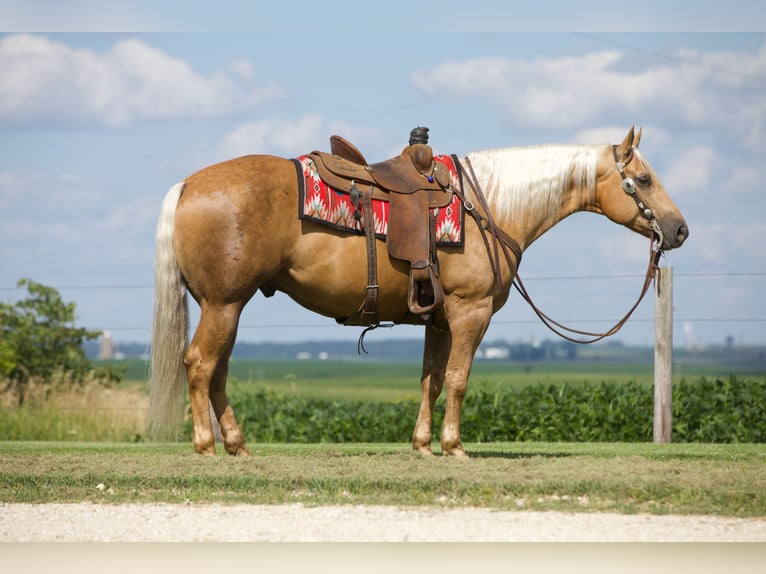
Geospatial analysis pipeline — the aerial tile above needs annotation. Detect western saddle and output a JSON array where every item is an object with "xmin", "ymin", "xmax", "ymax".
[{"xmin": 307, "ymin": 127, "xmax": 454, "ymax": 326}]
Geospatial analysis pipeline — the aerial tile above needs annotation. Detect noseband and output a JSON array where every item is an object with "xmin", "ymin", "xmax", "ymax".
[{"xmin": 612, "ymin": 145, "xmax": 666, "ymax": 250}]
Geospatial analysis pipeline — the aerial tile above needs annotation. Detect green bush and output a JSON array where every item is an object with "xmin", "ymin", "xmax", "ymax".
[
  {"xmin": 673, "ymin": 375, "xmax": 765, "ymax": 443},
  {"xmin": 226, "ymin": 389, "xmax": 417, "ymax": 443},
  {"xmin": 457, "ymin": 380, "xmax": 654, "ymax": 442},
  {"xmin": 1, "ymin": 279, "xmax": 119, "ymax": 405},
  {"xmin": 222, "ymin": 376, "xmax": 766, "ymax": 444}
]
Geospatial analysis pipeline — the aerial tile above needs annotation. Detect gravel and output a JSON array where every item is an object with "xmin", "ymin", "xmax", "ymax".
[{"xmin": 2, "ymin": 502, "xmax": 765, "ymax": 542}]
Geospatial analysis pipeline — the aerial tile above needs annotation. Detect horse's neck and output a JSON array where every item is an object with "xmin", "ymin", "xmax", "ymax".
[{"xmin": 466, "ymin": 144, "xmax": 602, "ymax": 251}]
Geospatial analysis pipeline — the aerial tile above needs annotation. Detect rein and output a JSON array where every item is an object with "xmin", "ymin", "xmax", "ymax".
[{"xmin": 458, "ymin": 154, "xmax": 664, "ymax": 345}]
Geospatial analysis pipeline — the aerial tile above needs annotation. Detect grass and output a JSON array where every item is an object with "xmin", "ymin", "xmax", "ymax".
[
  {"xmin": 2, "ymin": 366, "xmax": 763, "ymax": 518},
  {"xmin": 0, "ymin": 380, "xmax": 147, "ymax": 442},
  {"xmin": 1, "ymin": 441, "xmax": 764, "ymax": 517},
  {"xmin": 2, "ymin": 362, "xmax": 762, "ymax": 518}
]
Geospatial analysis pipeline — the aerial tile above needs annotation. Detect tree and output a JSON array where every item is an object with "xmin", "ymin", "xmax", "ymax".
[{"xmin": 0, "ymin": 279, "xmax": 103, "ymax": 404}]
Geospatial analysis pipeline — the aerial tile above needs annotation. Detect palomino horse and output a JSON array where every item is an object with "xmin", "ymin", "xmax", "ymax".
[{"xmin": 149, "ymin": 127, "xmax": 688, "ymax": 457}]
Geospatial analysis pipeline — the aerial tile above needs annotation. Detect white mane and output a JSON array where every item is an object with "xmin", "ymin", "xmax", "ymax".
[{"xmin": 465, "ymin": 144, "xmax": 604, "ymax": 228}]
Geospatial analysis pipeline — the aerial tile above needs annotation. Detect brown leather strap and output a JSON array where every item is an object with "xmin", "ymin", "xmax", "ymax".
[
  {"xmin": 513, "ymin": 238, "xmax": 662, "ymax": 344},
  {"xmin": 341, "ymin": 183, "xmax": 379, "ymax": 327},
  {"xmin": 455, "ymin": 157, "xmax": 522, "ymax": 293},
  {"xmin": 360, "ymin": 184, "xmax": 379, "ymax": 322}
]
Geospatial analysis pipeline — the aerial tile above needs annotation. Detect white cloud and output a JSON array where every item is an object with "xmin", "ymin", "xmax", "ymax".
[
  {"xmin": 94, "ymin": 194, "xmax": 159, "ymax": 234},
  {"xmin": 218, "ymin": 114, "xmax": 384, "ymax": 159},
  {"xmin": 412, "ymin": 42, "xmax": 766, "ymax": 151},
  {"xmin": 0, "ymin": 34, "xmax": 285, "ymax": 128},
  {"xmin": 573, "ymin": 124, "xmax": 672, "ymax": 147},
  {"xmin": 661, "ymin": 146, "xmax": 718, "ymax": 197},
  {"xmin": 677, "ymin": 222, "xmax": 766, "ymax": 267},
  {"xmin": 724, "ymin": 163, "xmax": 762, "ymax": 193}
]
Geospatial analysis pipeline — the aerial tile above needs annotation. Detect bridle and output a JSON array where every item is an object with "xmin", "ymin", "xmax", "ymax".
[
  {"xmin": 612, "ymin": 144, "xmax": 666, "ymax": 252},
  {"xmin": 458, "ymin": 147, "xmax": 664, "ymax": 345}
]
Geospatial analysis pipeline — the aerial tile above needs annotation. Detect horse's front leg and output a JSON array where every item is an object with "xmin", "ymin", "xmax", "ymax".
[
  {"xmin": 439, "ymin": 299, "xmax": 493, "ymax": 458},
  {"xmin": 412, "ymin": 326, "xmax": 450, "ymax": 456}
]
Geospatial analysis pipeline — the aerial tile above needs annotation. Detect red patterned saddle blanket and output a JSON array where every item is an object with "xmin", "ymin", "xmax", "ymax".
[{"xmin": 294, "ymin": 154, "xmax": 464, "ymax": 246}]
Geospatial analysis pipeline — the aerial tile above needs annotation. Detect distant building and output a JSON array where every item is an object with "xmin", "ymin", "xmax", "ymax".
[
  {"xmin": 98, "ymin": 331, "xmax": 115, "ymax": 360},
  {"xmin": 480, "ymin": 346, "xmax": 511, "ymax": 360}
]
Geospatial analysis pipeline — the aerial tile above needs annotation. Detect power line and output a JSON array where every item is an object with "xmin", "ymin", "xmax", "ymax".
[
  {"xmin": 0, "ymin": 284, "xmax": 152, "ymax": 291},
  {"xmin": 573, "ymin": 32, "xmax": 766, "ymax": 85},
  {"xmin": 2, "ymin": 272, "xmax": 764, "ymax": 291},
  {"xmin": 92, "ymin": 317, "xmax": 766, "ymax": 333}
]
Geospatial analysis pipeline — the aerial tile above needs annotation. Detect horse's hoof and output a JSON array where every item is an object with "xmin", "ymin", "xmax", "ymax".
[
  {"xmin": 441, "ymin": 446, "xmax": 470, "ymax": 459},
  {"xmin": 223, "ymin": 442, "xmax": 251, "ymax": 457},
  {"xmin": 412, "ymin": 444, "xmax": 435, "ymax": 457}
]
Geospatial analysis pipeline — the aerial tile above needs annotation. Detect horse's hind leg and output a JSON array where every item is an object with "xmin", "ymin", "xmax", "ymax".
[{"xmin": 184, "ymin": 302, "xmax": 249, "ymax": 456}]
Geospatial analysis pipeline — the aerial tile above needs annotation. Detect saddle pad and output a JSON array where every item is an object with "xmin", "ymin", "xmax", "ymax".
[{"xmin": 294, "ymin": 154, "xmax": 464, "ymax": 246}]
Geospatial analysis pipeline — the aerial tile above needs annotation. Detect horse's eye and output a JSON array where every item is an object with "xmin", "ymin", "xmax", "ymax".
[{"xmin": 636, "ymin": 174, "xmax": 653, "ymax": 188}]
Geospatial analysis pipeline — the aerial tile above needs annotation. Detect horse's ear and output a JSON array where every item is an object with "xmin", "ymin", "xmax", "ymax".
[
  {"xmin": 634, "ymin": 127, "xmax": 642, "ymax": 148},
  {"xmin": 616, "ymin": 126, "xmax": 636, "ymax": 160}
]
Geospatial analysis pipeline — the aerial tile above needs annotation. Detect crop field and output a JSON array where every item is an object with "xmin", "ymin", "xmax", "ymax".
[
  {"xmin": 108, "ymin": 356, "xmax": 762, "ymax": 402},
  {"xmin": 3, "ymin": 358, "xmax": 764, "ymax": 444}
]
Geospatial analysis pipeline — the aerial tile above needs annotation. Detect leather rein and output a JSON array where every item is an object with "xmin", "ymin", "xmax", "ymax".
[{"xmin": 456, "ymin": 148, "xmax": 664, "ymax": 345}]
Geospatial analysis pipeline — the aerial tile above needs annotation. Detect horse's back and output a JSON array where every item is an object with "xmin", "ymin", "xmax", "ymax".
[{"xmin": 183, "ymin": 154, "xmax": 296, "ymax": 198}]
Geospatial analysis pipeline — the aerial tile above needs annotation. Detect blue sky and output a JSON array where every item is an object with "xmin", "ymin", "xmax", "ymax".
[{"xmin": 1, "ymin": 3, "xmax": 765, "ymax": 350}]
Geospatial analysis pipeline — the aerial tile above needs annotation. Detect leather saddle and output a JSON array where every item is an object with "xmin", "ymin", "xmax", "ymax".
[
  {"xmin": 311, "ymin": 136, "xmax": 453, "ymax": 206},
  {"xmin": 307, "ymin": 133, "xmax": 454, "ymax": 325}
]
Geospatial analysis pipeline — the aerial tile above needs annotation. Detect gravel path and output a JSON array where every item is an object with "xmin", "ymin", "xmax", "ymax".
[{"xmin": 2, "ymin": 502, "xmax": 765, "ymax": 542}]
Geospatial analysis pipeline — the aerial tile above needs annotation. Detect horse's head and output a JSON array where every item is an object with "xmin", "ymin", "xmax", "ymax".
[{"xmin": 595, "ymin": 127, "xmax": 689, "ymax": 250}]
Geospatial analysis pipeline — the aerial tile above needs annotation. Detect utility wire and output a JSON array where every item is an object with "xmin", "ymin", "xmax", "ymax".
[
  {"xmin": 573, "ymin": 32, "xmax": 766, "ymax": 85},
  {"xmin": 2, "ymin": 272, "xmax": 764, "ymax": 291}
]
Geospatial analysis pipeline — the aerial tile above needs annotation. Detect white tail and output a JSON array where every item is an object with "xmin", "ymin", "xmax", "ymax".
[{"xmin": 148, "ymin": 182, "xmax": 189, "ymax": 440}]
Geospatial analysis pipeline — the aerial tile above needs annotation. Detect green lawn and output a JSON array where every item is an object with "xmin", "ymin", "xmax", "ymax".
[{"xmin": 1, "ymin": 441, "xmax": 764, "ymax": 516}]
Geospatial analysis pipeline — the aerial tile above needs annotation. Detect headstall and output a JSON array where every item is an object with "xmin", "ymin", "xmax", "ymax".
[{"xmin": 612, "ymin": 145, "xmax": 666, "ymax": 251}]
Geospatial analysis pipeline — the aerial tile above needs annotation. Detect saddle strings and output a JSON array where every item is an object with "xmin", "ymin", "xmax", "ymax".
[{"xmin": 458, "ymin": 156, "xmax": 663, "ymax": 345}]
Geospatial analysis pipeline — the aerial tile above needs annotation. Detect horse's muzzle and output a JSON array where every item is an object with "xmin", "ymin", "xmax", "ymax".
[{"xmin": 658, "ymin": 219, "xmax": 689, "ymax": 250}]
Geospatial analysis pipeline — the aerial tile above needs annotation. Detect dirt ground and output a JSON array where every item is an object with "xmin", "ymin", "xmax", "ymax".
[{"xmin": 2, "ymin": 502, "xmax": 765, "ymax": 542}]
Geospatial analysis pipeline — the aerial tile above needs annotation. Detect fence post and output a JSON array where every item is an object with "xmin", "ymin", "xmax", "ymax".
[{"xmin": 654, "ymin": 266, "xmax": 673, "ymax": 443}]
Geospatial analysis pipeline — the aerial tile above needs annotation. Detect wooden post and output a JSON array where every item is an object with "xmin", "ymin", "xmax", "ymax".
[{"xmin": 654, "ymin": 266, "xmax": 673, "ymax": 443}]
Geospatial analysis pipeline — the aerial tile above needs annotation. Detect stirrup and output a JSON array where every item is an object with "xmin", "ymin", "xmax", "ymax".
[{"xmin": 407, "ymin": 261, "xmax": 445, "ymax": 318}]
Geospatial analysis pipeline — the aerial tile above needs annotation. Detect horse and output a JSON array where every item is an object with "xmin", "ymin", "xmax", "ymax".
[{"xmin": 148, "ymin": 126, "xmax": 688, "ymax": 458}]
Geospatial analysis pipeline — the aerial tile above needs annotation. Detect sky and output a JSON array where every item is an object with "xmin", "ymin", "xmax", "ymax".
[{"xmin": 1, "ymin": 2, "xmax": 765, "ymax": 351}]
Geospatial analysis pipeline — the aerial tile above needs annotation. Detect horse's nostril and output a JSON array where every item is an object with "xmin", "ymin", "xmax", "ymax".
[{"xmin": 677, "ymin": 224, "xmax": 689, "ymax": 244}]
